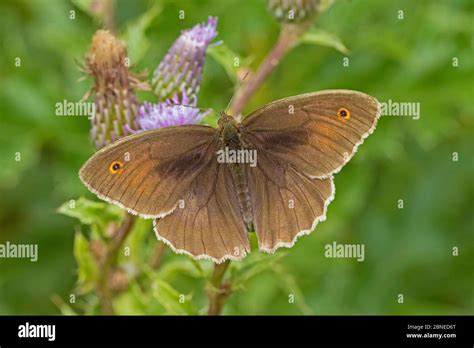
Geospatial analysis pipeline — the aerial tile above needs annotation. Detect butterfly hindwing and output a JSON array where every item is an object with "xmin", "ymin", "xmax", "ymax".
[
  {"xmin": 246, "ymin": 151, "xmax": 334, "ymax": 252},
  {"xmin": 153, "ymin": 159, "xmax": 250, "ymax": 262}
]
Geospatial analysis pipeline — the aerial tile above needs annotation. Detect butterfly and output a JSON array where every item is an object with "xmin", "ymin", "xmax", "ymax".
[{"xmin": 79, "ymin": 90, "xmax": 381, "ymax": 263}]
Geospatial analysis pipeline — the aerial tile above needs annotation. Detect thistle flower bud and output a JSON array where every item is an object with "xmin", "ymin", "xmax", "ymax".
[
  {"xmin": 84, "ymin": 30, "xmax": 141, "ymax": 149},
  {"xmin": 151, "ymin": 16, "xmax": 218, "ymax": 103},
  {"xmin": 267, "ymin": 0, "xmax": 319, "ymax": 23}
]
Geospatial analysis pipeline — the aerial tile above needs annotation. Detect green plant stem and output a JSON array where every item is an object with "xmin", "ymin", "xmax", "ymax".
[
  {"xmin": 228, "ymin": 23, "xmax": 309, "ymax": 118},
  {"xmin": 150, "ymin": 241, "xmax": 167, "ymax": 269},
  {"xmin": 103, "ymin": 0, "xmax": 116, "ymax": 33},
  {"xmin": 97, "ymin": 213, "xmax": 136, "ymax": 314},
  {"xmin": 207, "ymin": 260, "xmax": 231, "ymax": 315}
]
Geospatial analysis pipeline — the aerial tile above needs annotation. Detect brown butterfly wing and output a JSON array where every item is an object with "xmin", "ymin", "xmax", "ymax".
[
  {"xmin": 79, "ymin": 125, "xmax": 216, "ymax": 218},
  {"xmin": 242, "ymin": 90, "xmax": 379, "ymax": 252},
  {"xmin": 153, "ymin": 159, "xmax": 250, "ymax": 262},
  {"xmin": 242, "ymin": 90, "xmax": 381, "ymax": 178},
  {"xmin": 80, "ymin": 125, "xmax": 250, "ymax": 262},
  {"xmin": 246, "ymin": 152, "xmax": 334, "ymax": 252}
]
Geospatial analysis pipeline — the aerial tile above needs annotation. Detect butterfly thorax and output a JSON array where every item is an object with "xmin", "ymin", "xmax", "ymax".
[
  {"xmin": 217, "ymin": 112, "xmax": 254, "ymax": 232},
  {"xmin": 217, "ymin": 112, "xmax": 240, "ymax": 148}
]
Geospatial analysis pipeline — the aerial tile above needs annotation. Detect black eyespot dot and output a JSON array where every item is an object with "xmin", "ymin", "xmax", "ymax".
[
  {"xmin": 109, "ymin": 161, "xmax": 123, "ymax": 174},
  {"xmin": 337, "ymin": 108, "xmax": 350, "ymax": 120}
]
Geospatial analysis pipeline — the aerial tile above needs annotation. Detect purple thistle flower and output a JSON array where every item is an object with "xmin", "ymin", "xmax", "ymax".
[
  {"xmin": 152, "ymin": 16, "xmax": 218, "ymax": 103},
  {"xmin": 133, "ymin": 92, "xmax": 210, "ymax": 131}
]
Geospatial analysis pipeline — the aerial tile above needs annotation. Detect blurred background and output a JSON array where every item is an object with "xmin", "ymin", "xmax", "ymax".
[{"xmin": 0, "ymin": 0, "xmax": 473, "ymax": 315}]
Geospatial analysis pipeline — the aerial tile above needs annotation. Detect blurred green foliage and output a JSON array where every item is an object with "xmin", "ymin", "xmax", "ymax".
[{"xmin": 0, "ymin": 0, "xmax": 473, "ymax": 315}]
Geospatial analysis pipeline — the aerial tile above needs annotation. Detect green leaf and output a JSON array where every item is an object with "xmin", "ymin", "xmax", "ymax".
[
  {"xmin": 122, "ymin": 218, "xmax": 152, "ymax": 265},
  {"xmin": 122, "ymin": 4, "xmax": 162, "ymax": 65},
  {"xmin": 231, "ymin": 251, "xmax": 288, "ymax": 288},
  {"xmin": 57, "ymin": 197, "xmax": 123, "ymax": 232},
  {"xmin": 51, "ymin": 294, "xmax": 77, "ymax": 315},
  {"xmin": 272, "ymin": 264, "xmax": 313, "ymax": 315},
  {"xmin": 299, "ymin": 28, "xmax": 349, "ymax": 54},
  {"xmin": 114, "ymin": 281, "xmax": 151, "ymax": 315},
  {"xmin": 71, "ymin": 0, "xmax": 97, "ymax": 19},
  {"xmin": 73, "ymin": 231, "xmax": 99, "ymax": 292},
  {"xmin": 157, "ymin": 260, "xmax": 205, "ymax": 282},
  {"xmin": 190, "ymin": 259, "xmax": 208, "ymax": 278},
  {"xmin": 208, "ymin": 43, "xmax": 248, "ymax": 83},
  {"xmin": 151, "ymin": 278, "xmax": 197, "ymax": 315}
]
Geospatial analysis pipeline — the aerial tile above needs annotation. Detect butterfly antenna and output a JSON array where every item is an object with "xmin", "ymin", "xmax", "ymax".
[
  {"xmin": 168, "ymin": 102, "xmax": 214, "ymax": 114},
  {"xmin": 225, "ymin": 71, "xmax": 250, "ymax": 114}
]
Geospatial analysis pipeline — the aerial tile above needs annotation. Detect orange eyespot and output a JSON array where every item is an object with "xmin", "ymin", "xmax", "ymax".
[
  {"xmin": 109, "ymin": 161, "xmax": 124, "ymax": 174},
  {"xmin": 337, "ymin": 107, "xmax": 350, "ymax": 120}
]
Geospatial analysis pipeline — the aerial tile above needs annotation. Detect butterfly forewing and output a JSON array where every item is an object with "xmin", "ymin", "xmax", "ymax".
[
  {"xmin": 79, "ymin": 125, "xmax": 216, "ymax": 218},
  {"xmin": 242, "ymin": 90, "xmax": 380, "ymax": 178}
]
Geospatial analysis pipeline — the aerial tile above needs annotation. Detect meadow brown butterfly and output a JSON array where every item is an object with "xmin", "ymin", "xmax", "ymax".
[{"xmin": 79, "ymin": 90, "xmax": 380, "ymax": 263}]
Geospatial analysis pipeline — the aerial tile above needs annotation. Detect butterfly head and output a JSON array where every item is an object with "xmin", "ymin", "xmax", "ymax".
[
  {"xmin": 217, "ymin": 111, "xmax": 236, "ymax": 125},
  {"xmin": 217, "ymin": 111, "xmax": 240, "ymax": 145}
]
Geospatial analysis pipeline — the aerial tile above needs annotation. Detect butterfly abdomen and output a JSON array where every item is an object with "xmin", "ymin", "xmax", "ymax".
[
  {"xmin": 229, "ymin": 162, "xmax": 254, "ymax": 232},
  {"xmin": 217, "ymin": 113, "xmax": 255, "ymax": 231}
]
